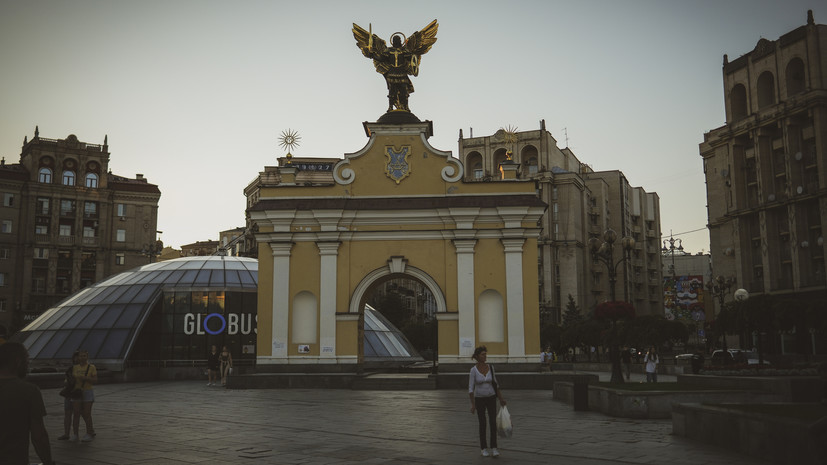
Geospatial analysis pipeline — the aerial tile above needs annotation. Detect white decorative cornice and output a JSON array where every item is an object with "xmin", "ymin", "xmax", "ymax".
[
  {"xmin": 270, "ymin": 242, "xmax": 294, "ymax": 257},
  {"xmin": 315, "ymin": 242, "xmax": 341, "ymax": 256},
  {"xmin": 452, "ymin": 239, "xmax": 477, "ymax": 254},
  {"xmin": 500, "ymin": 238, "xmax": 526, "ymax": 253}
]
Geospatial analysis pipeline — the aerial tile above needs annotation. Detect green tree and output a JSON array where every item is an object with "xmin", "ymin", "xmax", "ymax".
[{"xmin": 562, "ymin": 294, "xmax": 584, "ymax": 328}]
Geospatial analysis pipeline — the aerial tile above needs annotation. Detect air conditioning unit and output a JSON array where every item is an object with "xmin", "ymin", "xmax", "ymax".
[{"xmin": 767, "ymin": 194, "xmax": 776, "ymax": 202}]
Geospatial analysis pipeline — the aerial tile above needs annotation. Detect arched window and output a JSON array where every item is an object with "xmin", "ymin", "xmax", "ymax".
[
  {"xmin": 85, "ymin": 173, "xmax": 98, "ymax": 188},
  {"xmin": 493, "ymin": 148, "xmax": 509, "ymax": 169},
  {"xmin": 292, "ymin": 291, "xmax": 318, "ymax": 344},
  {"xmin": 62, "ymin": 171, "xmax": 76, "ymax": 186},
  {"xmin": 785, "ymin": 58, "xmax": 806, "ymax": 97},
  {"xmin": 521, "ymin": 145, "xmax": 539, "ymax": 176},
  {"xmin": 757, "ymin": 71, "xmax": 775, "ymax": 108},
  {"xmin": 478, "ymin": 289, "xmax": 504, "ymax": 343},
  {"xmin": 466, "ymin": 151, "xmax": 483, "ymax": 179},
  {"xmin": 730, "ymin": 84, "xmax": 748, "ymax": 121},
  {"xmin": 38, "ymin": 168, "xmax": 52, "ymax": 184}
]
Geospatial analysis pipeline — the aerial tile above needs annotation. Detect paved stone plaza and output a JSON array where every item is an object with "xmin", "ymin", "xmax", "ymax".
[{"xmin": 31, "ymin": 378, "xmax": 767, "ymax": 465}]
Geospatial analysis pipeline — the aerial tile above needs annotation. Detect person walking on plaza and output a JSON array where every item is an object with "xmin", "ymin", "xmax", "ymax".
[
  {"xmin": 220, "ymin": 345, "xmax": 233, "ymax": 386},
  {"xmin": 644, "ymin": 346, "xmax": 659, "ymax": 383},
  {"xmin": 72, "ymin": 349, "xmax": 97, "ymax": 442},
  {"xmin": 0, "ymin": 342, "xmax": 56, "ymax": 465},
  {"xmin": 207, "ymin": 345, "xmax": 220, "ymax": 386},
  {"xmin": 58, "ymin": 351, "xmax": 80, "ymax": 440},
  {"xmin": 621, "ymin": 346, "xmax": 632, "ymax": 381},
  {"xmin": 469, "ymin": 345, "xmax": 506, "ymax": 458}
]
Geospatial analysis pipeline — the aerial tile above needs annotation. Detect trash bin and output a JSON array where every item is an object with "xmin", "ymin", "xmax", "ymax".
[{"xmin": 573, "ymin": 377, "xmax": 589, "ymax": 411}]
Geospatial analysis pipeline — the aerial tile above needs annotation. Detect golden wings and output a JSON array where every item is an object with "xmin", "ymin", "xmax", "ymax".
[{"xmin": 352, "ymin": 20, "xmax": 439, "ymax": 76}]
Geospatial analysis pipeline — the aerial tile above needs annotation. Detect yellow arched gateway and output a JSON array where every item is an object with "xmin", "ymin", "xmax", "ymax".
[{"xmin": 246, "ymin": 119, "xmax": 546, "ymax": 369}]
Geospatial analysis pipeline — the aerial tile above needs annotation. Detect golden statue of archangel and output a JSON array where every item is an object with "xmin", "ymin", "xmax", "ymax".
[{"xmin": 352, "ymin": 20, "xmax": 438, "ymax": 113}]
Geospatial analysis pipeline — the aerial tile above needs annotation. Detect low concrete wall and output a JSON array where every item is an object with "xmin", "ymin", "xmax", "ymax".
[
  {"xmin": 436, "ymin": 372, "xmax": 598, "ymax": 390},
  {"xmin": 677, "ymin": 374, "xmax": 822, "ymax": 402},
  {"xmin": 553, "ymin": 382, "xmax": 780, "ymax": 419},
  {"xmin": 673, "ymin": 403, "xmax": 825, "ymax": 464}
]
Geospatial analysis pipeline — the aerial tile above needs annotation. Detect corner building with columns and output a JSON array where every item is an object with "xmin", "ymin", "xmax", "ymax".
[{"xmin": 246, "ymin": 117, "xmax": 546, "ymax": 368}]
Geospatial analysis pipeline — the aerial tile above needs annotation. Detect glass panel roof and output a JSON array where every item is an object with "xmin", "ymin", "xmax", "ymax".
[
  {"xmin": 12, "ymin": 256, "xmax": 421, "ymax": 368},
  {"xmin": 12, "ymin": 256, "xmax": 258, "ymax": 368},
  {"xmin": 362, "ymin": 305, "xmax": 422, "ymax": 361}
]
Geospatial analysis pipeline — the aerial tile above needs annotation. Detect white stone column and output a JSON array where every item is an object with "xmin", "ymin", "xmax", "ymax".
[
  {"xmin": 502, "ymin": 238, "xmax": 526, "ymax": 359},
  {"xmin": 317, "ymin": 242, "xmax": 340, "ymax": 361},
  {"xmin": 453, "ymin": 239, "xmax": 477, "ymax": 357},
  {"xmin": 270, "ymin": 243, "xmax": 293, "ymax": 361}
]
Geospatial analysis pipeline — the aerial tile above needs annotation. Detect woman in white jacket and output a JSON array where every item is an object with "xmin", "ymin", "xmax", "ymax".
[
  {"xmin": 468, "ymin": 346, "xmax": 507, "ymax": 457},
  {"xmin": 644, "ymin": 346, "xmax": 659, "ymax": 383}
]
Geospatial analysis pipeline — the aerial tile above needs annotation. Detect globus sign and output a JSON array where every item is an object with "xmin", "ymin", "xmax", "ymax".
[{"xmin": 183, "ymin": 312, "xmax": 257, "ymax": 335}]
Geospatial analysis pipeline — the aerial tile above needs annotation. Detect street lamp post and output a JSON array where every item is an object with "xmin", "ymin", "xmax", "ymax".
[
  {"xmin": 662, "ymin": 231, "xmax": 683, "ymax": 280},
  {"xmin": 588, "ymin": 229, "xmax": 635, "ymax": 384},
  {"xmin": 734, "ymin": 288, "xmax": 756, "ymax": 365},
  {"xmin": 705, "ymin": 275, "xmax": 735, "ymax": 352},
  {"xmin": 588, "ymin": 229, "xmax": 636, "ymax": 302}
]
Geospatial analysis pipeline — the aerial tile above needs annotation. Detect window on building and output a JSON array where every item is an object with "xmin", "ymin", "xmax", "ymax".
[
  {"xmin": 527, "ymin": 157, "xmax": 538, "ymax": 175},
  {"xmin": 116, "ymin": 229, "xmax": 126, "ymax": 242},
  {"xmin": 1, "ymin": 220, "xmax": 11, "ymax": 234},
  {"xmin": 757, "ymin": 71, "xmax": 776, "ymax": 109},
  {"xmin": 116, "ymin": 254, "xmax": 125, "ymax": 265},
  {"xmin": 0, "ymin": 248, "xmax": 9, "ymax": 259},
  {"xmin": 117, "ymin": 204, "xmax": 126, "ymax": 217},
  {"xmin": 39, "ymin": 168, "xmax": 52, "ymax": 183},
  {"xmin": 2, "ymin": 193, "xmax": 13, "ymax": 207},
  {"xmin": 84, "ymin": 201, "xmax": 97, "ymax": 217},
  {"xmin": 0, "ymin": 299, "xmax": 5, "ymax": 312},
  {"xmin": 62, "ymin": 171, "xmax": 76, "ymax": 186},
  {"xmin": 35, "ymin": 225, "xmax": 48, "ymax": 235},
  {"xmin": 85, "ymin": 173, "xmax": 98, "ymax": 188},
  {"xmin": 0, "ymin": 273, "xmax": 6, "ymax": 286},
  {"xmin": 60, "ymin": 200, "xmax": 75, "ymax": 216},
  {"xmin": 34, "ymin": 248, "xmax": 48, "ymax": 259},
  {"xmin": 59, "ymin": 225, "xmax": 72, "ymax": 237},
  {"xmin": 37, "ymin": 198, "xmax": 50, "ymax": 215},
  {"xmin": 786, "ymin": 58, "xmax": 806, "ymax": 97},
  {"xmin": 83, "ymin": 226, "xmax": 95, "ymax": 238}
]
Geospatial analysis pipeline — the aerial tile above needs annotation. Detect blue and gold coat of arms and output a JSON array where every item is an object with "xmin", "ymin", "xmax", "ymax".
[{"xmin": 385, "ymin": 146, "xmax": 411, "ymax": 184}]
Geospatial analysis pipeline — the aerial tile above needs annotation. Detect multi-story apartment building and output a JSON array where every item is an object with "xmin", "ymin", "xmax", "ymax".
[
  {"xmin": 699, "ymin": 11, "xmax": 826, "ymax": 352},
  {"xmin": 458, "ymin": 122, "xmax": 663, "ymax": 322},
  {"xmin": 0, "ymin": 130, "xmax": 161, "ymax": 335}
]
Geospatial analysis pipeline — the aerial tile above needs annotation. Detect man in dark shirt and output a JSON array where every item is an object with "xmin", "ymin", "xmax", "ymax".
[
  {"xmin": 621, "ymin": 346, "xmax": 632, "ymax": 381},
  {"xmin": 0, "ymin": 342, "xmax": 55, "ymax": 465}
]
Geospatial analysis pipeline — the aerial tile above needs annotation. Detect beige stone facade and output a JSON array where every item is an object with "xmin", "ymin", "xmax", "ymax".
[
  {"xmin": 699, "ymin": 12, "xmax": 826, "ymax": 319},
  {"xmin": 0, "ymin": 130, "xmax": 160, "ymax": 334},
  {"xmin": 458, "ymin": 124, "xmax": 664, "ymax": 321}
]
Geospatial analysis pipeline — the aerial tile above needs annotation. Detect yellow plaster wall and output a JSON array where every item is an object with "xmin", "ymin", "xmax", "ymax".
[
  {"xmin": 288, "ymin": 241, "xmax": 322, "ymax": 356},
  {"xmin": 474, "ymin": 238, "xmax": 508, "ymax": 355},
  {"xmin": 438, "ymin": 319, "xmax": 459, "ymax": 357},
  {"xmin": 336, "ymin": 319, "xmax": 359, "ymax": 356},
  {"xmin": 521, "ymin": 239, "xmax": 541, "ymax": 353},
  {"xmin": 256, "ymin": 242, "xmax": 274, "ymax": 356}
]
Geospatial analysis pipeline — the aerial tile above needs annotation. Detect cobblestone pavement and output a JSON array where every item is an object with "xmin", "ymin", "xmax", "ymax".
[{"xmin": 30, "ymin": 378, "xmax": 767, "ymax": 465}]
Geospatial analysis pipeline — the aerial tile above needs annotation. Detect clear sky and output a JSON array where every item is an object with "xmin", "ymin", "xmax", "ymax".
[{"xmin": 0, "ymin": 1, "xmax": 819, "ymax": 252}]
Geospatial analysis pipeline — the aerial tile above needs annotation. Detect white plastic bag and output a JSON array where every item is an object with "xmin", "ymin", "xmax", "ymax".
[{"xmin": 496, "ymin": 406, "xmax": 513, "ymax": 438}]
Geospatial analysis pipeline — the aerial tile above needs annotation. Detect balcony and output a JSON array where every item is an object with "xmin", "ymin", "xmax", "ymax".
[
  {"xmin": 34, "ymin": 234, "xmax": 51, "ymax": 243},
  {"xmin": 81, "ymin": 236, "xmax": 99, "ymax": 247},
  {"xmin": 57, "ymin": 235, "xmax": 75, "ymax": 245}
]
